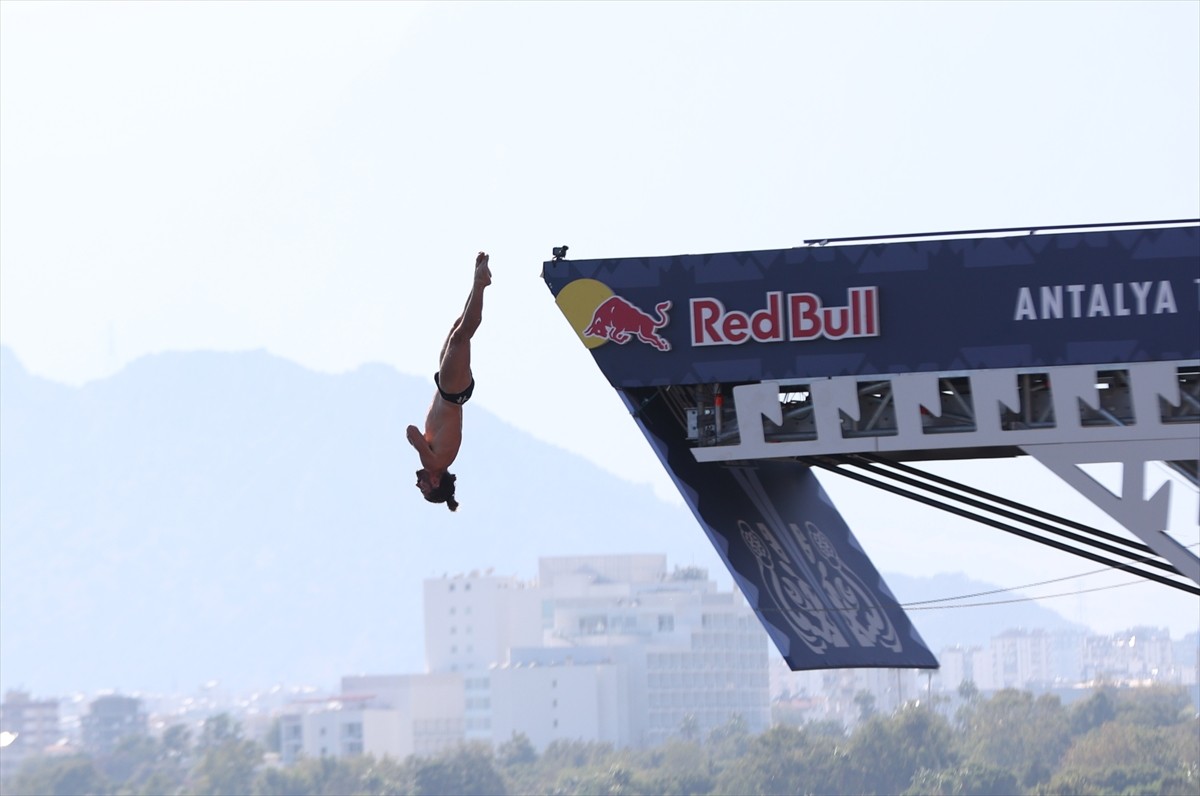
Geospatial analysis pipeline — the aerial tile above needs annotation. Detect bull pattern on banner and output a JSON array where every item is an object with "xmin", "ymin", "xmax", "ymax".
[
  {"xmin": 621, "ymin": 386, "xmax": 938, "ymax": 671},
  {"xmin": 740, "ymin": 518, "xmax": 904, "ymax": 655}
]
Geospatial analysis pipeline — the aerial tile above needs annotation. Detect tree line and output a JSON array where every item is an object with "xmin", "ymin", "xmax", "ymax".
[{"xmin": 7, "ymin": 684, "xmax": 1197, "ymax": 795}]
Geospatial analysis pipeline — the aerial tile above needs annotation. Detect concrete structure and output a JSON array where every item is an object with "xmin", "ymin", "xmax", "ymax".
[
  {"xmin": 287, "ymin": 555, "xmax": 772, "ymax": 760},
  {"xmin": 1084, "ymin": 627, "xmax": 1179, "ymax": 684},
  {"xmin": 481, "ymin": 555, "xmax": 771, "ymax": 749},
  {"xmin": 934, "ymin": 645, "xmax": 982, "ymax": 694},
  {"xmin": 1176, "ymin": 632, "xmax": 1199, "ymax": 686},
  {"xmin": 489, "ymin": 653, "xmax": 626, "ymax": 751},
  {"xmin": 977, "ymin": 629, "xmax": 1058, "ymax": 690},
  {"xmin": 0, "ymin": 690, "xmax": 60, "ymax": 779},
  {"xmin": 279, "ymin": 674, "xmax": 464, "ymax": 764},
  {"xmin": 423, "ymin": 570, "xmax": 543, "ymax": 674},
  {"xmin": 80, "ymin": 694, "xmax": 146, "ymax": 756},
  {"xmin": 279, "ymin": 697, "xmax": 399, "ymax": 763}
]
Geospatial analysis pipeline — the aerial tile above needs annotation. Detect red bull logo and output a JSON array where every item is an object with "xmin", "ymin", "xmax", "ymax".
[
  {"xmin": 556, "ymin": 279, "xmax": 673, "ymax": 352},
  {"xmin": 584, "ymin": 295, "xmax": 672, "ymax": 351},
  {"xmin": 555, "ymin": 279, "xmax": 878, "ymax": 354}
]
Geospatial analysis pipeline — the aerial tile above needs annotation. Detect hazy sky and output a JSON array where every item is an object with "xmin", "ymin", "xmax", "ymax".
[{"xmin": 2, "ymin": 1, "xmax": 1198, "ymax": 636}]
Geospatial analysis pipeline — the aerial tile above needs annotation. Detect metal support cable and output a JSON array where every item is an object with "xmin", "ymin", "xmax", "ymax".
[
  {"xmin": 855, "ymin": 453, "xmax": 1159, "ymax": 557},
  {"xmin": 829, "ymin": 455, "xmax": 1175, "ymax": 574},
  {"xmin": 805, "ymin": 458, "xmax": 1198, "ymax": 595}
]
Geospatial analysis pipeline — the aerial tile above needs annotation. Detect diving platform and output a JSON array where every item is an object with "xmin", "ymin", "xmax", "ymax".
[{"xmin": 543, "ymin": 221, "xmax": 1200, "ymax": 671}]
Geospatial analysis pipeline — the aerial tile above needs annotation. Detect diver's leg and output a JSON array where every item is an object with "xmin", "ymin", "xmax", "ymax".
[{"xmin": 437, "ymin": 254, "xmax": 490, "ymax": 394}]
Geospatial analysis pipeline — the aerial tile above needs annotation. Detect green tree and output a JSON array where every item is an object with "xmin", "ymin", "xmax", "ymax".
[
  {"xmin": 853, "ymin": 689, "xmax": 876, "ymax": 722},
  {"xmin": 957, "ymin": 679, "xmax": 979, "ymax": 703},
  {"xmin": 95, "ymin": 733, "xmax": 159, "ymax": 786},
  {"xmin": 805, "ymin": 718, "xmax": 846, "ymax": 738},
  {"xmin": 1042, "ymin": 719, "xmax": 1200, "ymax": 795},
  {"xmin": 162, "ymin": 724, "xmax": 192, "ymax": 762},
  {"xmin": 845, "ymin": 704, "xmax": 958, "ymax": 795},
  {"xmin": 496, "ymin": 731, "xmax": 537, "ymax": 768},
  {"xmin": 769, "ymin": 701, "xmax": 807, "ymax": 728},
  {"xmin": 679, "ymin": 712, "xmax": 700, "ymax": 742},
  {"xmin": 512, "ymin": 738, "xmax": 617, "ymax": 796},
  {"xmin": 8, "ymin": 755, "xmax": 112, "ymax": 796},
  {"xmin": 903, "ymin": 763, "xmax": 1018, "ymax": 796},
  {"xmin": 198, "ymin": 713, "xmax": 239, "ymax": 750},
  {"xmin": 532, "ymin": 738, "xmax": 616, "ymax": 787},
  {"xmin": 711, "ymin": 723, "xmax": 843, "ymax": 796},
  {"xmin": 261, "ymin": 717, "xmax": 282, "ymax": 755},
  {"xmin": 632, "ymin": 740, "xmax": 714, "ymax": 796},
  {"xmin": 110, "ymin": 724, "xmax": 192, "ymax": 796},
  {"xmin": 496, "ymin": 732, "xmax": 540, "ymax": 796},
  {"xmin": 1038, "ymin": 764, "xmax": 1197, "ymax": 796},
  {"xmin": 706, "ymin": 713, "xmax": 751, "ymax": 761},
  {"xmin": 412, "ymin": 743, "xmax": 506, "ymax": 796},
  {"xmin": 189, "ymin": 715, "xmax": 263, "ymax": 796},
  {"xmin": 252, "ymin": 754, "xmax": 413, "ymax": 796},
  {"xmin": 1114, "ymin": 685, "xmax": 1192, "ymax": 728},
  {"xmin": 1068, "ymin": 688, "xmax": 1116, "ymax": 736},
  {"xmin": 959, "ymin": 689, "xmax": 1070, "ymax": 789},
  {"xmin": 554, "ymin": 761, "xmax": 639, "ymax": 796}
]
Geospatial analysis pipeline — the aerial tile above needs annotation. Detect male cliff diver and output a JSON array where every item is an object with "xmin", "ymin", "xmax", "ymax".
[{"xmin": 406, "ymin": 251, "xmax": 492, "ymax": 511}]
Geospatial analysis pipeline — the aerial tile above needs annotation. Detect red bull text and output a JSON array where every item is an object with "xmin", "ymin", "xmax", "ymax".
[{"xmin": 690, "ymin": 287, "xmax": 880, "ymax": 347}]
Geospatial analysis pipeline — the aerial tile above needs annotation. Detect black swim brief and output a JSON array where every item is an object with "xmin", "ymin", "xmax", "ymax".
[{"xmin": 434, "ymin": 372, "xmax": 475, "ymax": 405}]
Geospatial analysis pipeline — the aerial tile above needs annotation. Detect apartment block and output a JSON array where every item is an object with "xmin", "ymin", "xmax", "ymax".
[
  {"xmin": 0, "ymin": 690, "xmax": 61, "ymax": 779},
  {"xmin": 80, "ymin": 695, "xmax": 147, "ymax": 756},
  {"xmin": 279, "ymin": 673, "xmax": 464, "ymax": 764}
]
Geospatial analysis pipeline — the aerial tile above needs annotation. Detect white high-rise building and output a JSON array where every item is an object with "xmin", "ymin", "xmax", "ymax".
[
  {"xmin": 286, "ymin": 553, "xmax": 772, "ymax": 763},
  {"xmin": 1084, "ymin": 627, "xmax": 1178, "ymax": 683},
  {"xmin": 423, "ymin": 570, "xmax": 543, "ymax": 674},
  {"xmin": 936, "ymin": 645, "xmax": 983, "ymax": 692},
  {"xmin": 489, "ymin": 653, "xmax": 626, "ymax": 750},
  {"xmin": 978, "ymin": 629, "xmax": 1058, "ymax": 690},
  {"xmin": 467, "ymin": 554, "xmax": 771, "ymax": 749},
  {"xmin": 0, "ymin": 691, "xmax": 61, "ymax": 780}
]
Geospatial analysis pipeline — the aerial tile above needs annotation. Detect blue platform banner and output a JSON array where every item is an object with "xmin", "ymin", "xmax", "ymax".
[
  {"xmin": 623, "ymin": 386, "xmax": 938, "ymax": 670},
  {"xmin": 544, "ymin": 225, "xmax": 1200, "ymax": 387}
]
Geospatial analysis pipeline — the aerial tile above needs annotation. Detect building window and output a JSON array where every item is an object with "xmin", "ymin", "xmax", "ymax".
[
  {"xmin": 658, "ymin": 615, "xmax": 675, "ymax": 632},
  {"xmin": 579, "ymin": 615, "xmax": 607, "ymax": 635}
]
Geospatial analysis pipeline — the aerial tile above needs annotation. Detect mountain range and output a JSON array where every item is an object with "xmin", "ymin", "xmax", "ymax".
[{"xmin": 0, "ymin": 346, "xmax": 1083, "ymax": 696}]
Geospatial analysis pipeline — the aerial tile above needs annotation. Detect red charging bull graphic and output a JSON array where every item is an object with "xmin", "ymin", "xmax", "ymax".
[{"xmin": 584, "ymin": 295, "xmax": 673, "ymax": 351}]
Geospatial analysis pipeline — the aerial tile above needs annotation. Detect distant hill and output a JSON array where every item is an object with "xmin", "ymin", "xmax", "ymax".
[
  {"xmin": 882, "ymin": 572, "xmax": 1088, "ymax": 652},
  {"xmin": 0, "ymin": 347, "xmax": 1080, "ymax": 695}
]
